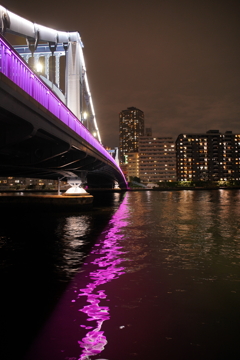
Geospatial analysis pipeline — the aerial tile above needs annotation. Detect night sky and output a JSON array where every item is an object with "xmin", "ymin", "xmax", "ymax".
[{"xmin": 2, "ymin": 0, "xmax": 240, "ymax": 148}]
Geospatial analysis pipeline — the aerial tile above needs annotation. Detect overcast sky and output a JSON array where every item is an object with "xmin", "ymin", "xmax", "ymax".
[{"xmin": 2, "ymin": 0, "xmax": 240, "ymax": 147}]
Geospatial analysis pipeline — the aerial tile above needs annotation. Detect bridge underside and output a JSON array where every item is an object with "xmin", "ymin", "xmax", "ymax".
[{"xmin": 0, "ymin": 74, "xmax": 125, "ymax": 189}]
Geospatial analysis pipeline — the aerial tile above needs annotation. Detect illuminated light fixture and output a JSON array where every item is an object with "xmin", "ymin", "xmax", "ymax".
[
  {"xmin": 36, "ymin": 61, "xmax": 43, "ymax": 73},
  {"xmin": 83, "ymin": 111, "xmax": 87, "ymax": 120}
]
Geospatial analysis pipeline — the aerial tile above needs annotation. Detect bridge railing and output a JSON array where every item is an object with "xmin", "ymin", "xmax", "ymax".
[{"xmin": 0, "ymin": 35, "xmax": 126, "ymax": 183}]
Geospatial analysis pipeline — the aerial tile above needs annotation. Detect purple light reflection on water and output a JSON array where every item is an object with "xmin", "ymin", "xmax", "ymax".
[
  {"xmin": 24, "ymin": 194, "xmax": 129, "ymax": 360},
  {"xmin": 75, "ymin": 195, "xmax": 129, "ymax": 360}
]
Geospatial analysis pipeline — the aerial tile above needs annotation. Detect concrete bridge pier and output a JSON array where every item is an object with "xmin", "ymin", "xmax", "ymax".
[{"xmin": 63, "ymin": 176, "xmax": 89, "ymax": 196}]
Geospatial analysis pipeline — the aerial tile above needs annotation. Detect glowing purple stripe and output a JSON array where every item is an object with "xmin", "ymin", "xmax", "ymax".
[
  {"xmin": 0, "ymin": 35, "xmax": 127, "ymax": 186},
  {"xmin": 72, "ymin": 195, "xmax": 129, "ymax": 359}
]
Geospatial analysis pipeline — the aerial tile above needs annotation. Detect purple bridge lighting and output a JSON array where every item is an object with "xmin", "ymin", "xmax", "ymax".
[
  {"xmin": 0, "ymin": 6, "xmax": 127, "ymax": 188},
  {"xmin": 0, "ymin": 36, "xmax": 122, "ymax": 171}
]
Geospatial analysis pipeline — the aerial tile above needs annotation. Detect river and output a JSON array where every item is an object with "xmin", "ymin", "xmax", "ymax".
[{"xmin": 1, "ymin": 190, "xmax": 240, "ymax": 360}]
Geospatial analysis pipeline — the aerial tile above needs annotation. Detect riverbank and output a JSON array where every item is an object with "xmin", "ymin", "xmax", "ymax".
[
  {"xmin": 1, "ymin": 186, "xmax": 240, "ymax": 195},
  {"xmin": 0, "ymin": 193, "xmax": 93, "ymax": 211}
]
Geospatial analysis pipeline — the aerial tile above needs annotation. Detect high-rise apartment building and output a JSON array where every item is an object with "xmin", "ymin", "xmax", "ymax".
[
  {"xmin": 119, "ymin": 107, "xmax": 144, "ymax": 163},
  {"xmin": 139, "ymin": 135, "xmax": 176, "ymax": 184},
  {"xmin": 176, "ymin": 130, "xmax": 240, "ymax": 181}
]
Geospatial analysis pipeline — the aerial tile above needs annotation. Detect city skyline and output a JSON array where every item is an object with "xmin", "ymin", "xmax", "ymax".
[{"xmin": 2, "ymin": 0, "xmax": 240, "ymax": 148}]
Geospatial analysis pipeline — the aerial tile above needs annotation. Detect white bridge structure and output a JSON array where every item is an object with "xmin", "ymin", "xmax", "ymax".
[
  {"xmin": 0, "ymin": 4, "xmax": 100, "ymax": 141},
  {"xmin": 0, "ymin": 5, "xmax": 127, "ymax": 189}
]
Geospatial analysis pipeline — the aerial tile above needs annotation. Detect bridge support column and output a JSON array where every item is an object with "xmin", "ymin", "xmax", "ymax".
[
  {"xmin": 57, "ymin": 178, "xmax": 61, "ymax": 196},
  {"xmin": 34, "ymin": 54, "xmax": 40, "ymax": 72},
  {"xmin": 65, "ymin": 41, "xmax": 82, "ymax": 120},
  {"xmin": 45, "ymin": 54, "xmax": 50, "ymax": 80},
  {"xmin": 55, "ymin": 53, "xmax": 60, "ymax": 88}
]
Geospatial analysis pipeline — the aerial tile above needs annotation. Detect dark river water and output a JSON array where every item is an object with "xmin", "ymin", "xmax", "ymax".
[{"xmin": 1, "ymin": 190, "xmax": 240, "ymax": 360}]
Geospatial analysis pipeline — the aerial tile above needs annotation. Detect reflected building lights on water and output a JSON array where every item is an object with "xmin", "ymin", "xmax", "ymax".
[
  {"xmin": 54, "ymin": 215, "xmax": 91, "ymax": 280},
  {"xmin": 73, "ymin": 195, "xmax": 129, "ymax": 359},
  {"xmin": 7, "ymin": 190, "xmax": 240, "ymax": 360}
]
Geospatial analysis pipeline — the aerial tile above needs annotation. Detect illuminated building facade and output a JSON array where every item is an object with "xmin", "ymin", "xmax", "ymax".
[
  {"xmin": 126, "ymin": 152, "xmax": 139, "ymax": 179},
  {"xmin": 176, "ymin": 130, "xmax": 240, "ymax": 181},
  {"xmin": 0, "ymin": 177, "xmax": 58, "ymax": 190},
  {"xmin": 139, "ymin": 135, "xmax": 176, "ymax": 184},
  {"xmin": 119, "ymin": 107, "xmax": 144, "ymax": 164}
]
